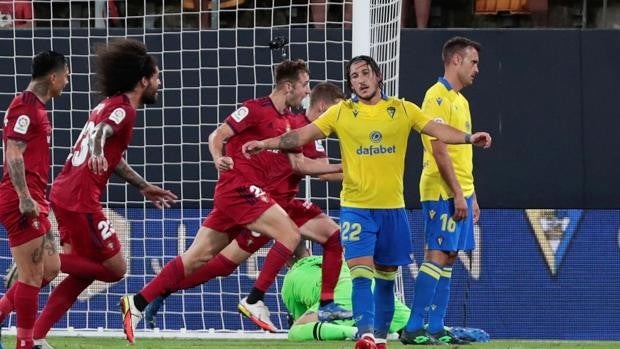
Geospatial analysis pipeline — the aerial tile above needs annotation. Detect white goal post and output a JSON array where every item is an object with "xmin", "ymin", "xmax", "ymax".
[{"xmin": 0, "ymin": 0, "xmax": 403, "ymax": 338}]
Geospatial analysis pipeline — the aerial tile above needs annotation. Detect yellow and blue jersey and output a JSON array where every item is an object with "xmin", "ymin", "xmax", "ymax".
[
  {"xmin": 313, "ymin": 97, "xmax": 431, "ymax": 208},
  {"xmin": 419, "ymin": 77, "xmax": 474, "ymax": 201}
]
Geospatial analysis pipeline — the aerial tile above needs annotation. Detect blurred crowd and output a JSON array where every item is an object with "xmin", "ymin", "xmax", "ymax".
[{"xmin": 0, "ymin": 0, "xmax": 618, "ymax": 29}]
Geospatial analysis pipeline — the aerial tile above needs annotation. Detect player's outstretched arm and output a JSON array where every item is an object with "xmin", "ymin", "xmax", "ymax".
[
  {"xmin": 422, "ymin": 121, "xmax": 492, "ymax": 148},
  {"xmin": 208, "ymin": 123, "xmax": 235, "ymax": 172},
  {"xmin": 5, "ymin": 139, "xmax": 38, "ymax": 217},
  {"xmin": 242, "ymin": 123, "xmax": 324, "ymax": 157},
  {"xmin": 114, "ymin": 159, "xmax": 177, "ymax": 209},
  {"xmin": 287, "ymin": 153, "xmax": 342, "ymax": 177},
  {"xmin": 88, "ymin": 123, "xmax": 114, "ymax": 175}
]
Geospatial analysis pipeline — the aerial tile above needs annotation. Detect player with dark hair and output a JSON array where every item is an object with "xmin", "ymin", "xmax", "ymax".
[
  {"xmin": 28, "ymin": 39, "xmax": 176, "ymax": 349},
  {"xmin": 118, "ymin": 60, "xmax": 345, "ymax": 343},
  {"xmin": 402, "ymin": 36, "xmax": 482, "ymax": 345},
  {"xmin": 243, "ymin": 55, "xmax": 492, "ymax": 349},
  {"xmin": 0, "ymin": 50, "xmax": 68, "ymax": 349}
]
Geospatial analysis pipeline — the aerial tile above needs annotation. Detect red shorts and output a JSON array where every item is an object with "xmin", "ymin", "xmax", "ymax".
[
  {"xmin": 285, "ymin": 199, "xmax": 323, "ymax": 227},
  {"xmin": 0, "ymin": 208, "xmax": 51, "ymax": 248},
  {"xmin": 202, "ymin": 208, "xmax": 272, "ymax": 253},
  {"xmin": 52, "ymin": 203, "xmax": 121, "ymax": 262},
  {"xmin": 213, "ymin": 180, "xmax": 277, "ymax": 226}
]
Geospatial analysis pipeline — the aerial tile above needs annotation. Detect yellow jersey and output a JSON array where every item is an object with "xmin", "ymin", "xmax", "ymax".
[
  {"xmin": 313, "ymin": 97, "xmax": 431, "ymax": 208},
  {"xmin": 419, "ymin": 78, "xmax": 474, "ymax": 201}
]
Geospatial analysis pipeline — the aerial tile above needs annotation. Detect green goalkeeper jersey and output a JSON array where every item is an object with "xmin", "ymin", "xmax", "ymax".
[{"xmin": 281, "ymin": 255, "xmax": 410, "ymax": 332}]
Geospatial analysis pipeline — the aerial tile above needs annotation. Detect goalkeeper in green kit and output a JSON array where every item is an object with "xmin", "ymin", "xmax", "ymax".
[{"xmin": 282, "ymin": 255, "xmax": 410, "ymax": 341}]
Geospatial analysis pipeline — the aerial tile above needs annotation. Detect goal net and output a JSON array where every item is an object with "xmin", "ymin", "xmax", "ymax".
[{"xmin": 0, "ymin": 0, "xmax": 402, "ymax": 338}]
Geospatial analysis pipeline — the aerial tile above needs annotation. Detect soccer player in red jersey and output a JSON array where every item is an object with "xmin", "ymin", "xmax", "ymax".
[
  {"xmin": 136, "ymin": 82, "xmax": 349, "ymax": 333},
  {"xmin": 118, "ymin": 61, "xmax": 341, "ymax": 343},
  {"xmin": 0, "ymin": 50, "xmax": 69, "ymax": 349},
  {"xmin": 30, "ymin": 39, "xmax": 177, "ymax": 348}
]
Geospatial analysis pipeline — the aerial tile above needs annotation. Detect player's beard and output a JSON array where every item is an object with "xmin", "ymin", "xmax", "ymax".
[{"xmin": 141, "ymin": 85, "xmax": 158, "ymax": 105}]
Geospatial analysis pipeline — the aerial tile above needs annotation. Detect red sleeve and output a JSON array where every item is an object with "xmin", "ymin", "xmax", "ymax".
[
  {"xmin": 224, "ymin": 103, "xmax": 257, "ymax": 134},
  {"xmin": 19, "ymin": 2, "xmax": 33, "ymax": 20},
  {"xmin": 302, "ymin": 140, "xmax": 327, "ymax": 159},
  {"xmin": 100, "ymin": 105, "xmax": 136, "ymax": 134},
  {"xmin": 3, "ymin": 104, "xmax": 39, "ymax": 142}
]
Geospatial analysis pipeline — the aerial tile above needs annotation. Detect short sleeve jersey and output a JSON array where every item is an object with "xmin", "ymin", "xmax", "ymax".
[
  {"xmin": 218, "ymin": 97, "xmax": 294, "ymax": 186},
  {"xmin": 50, "ymin": 94, "xmax": 137, "ymax": 213},
  {"xmin": 263, "ymin": 113, "xmax": 327, "ymax": 204},
  {"xmin": 0, "ymin": 91, "xmax": 51, "ymax": 212},
  {"xmin": 419, "ymin": 78, "xmax": 474, "ymax": 201},
  {"xmin": 313, "ymin": 97, "xmax": 431, "ymax": 208}
]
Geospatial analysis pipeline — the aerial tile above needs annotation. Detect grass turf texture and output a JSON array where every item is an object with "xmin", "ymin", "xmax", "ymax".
[{"xmin": 2, "ymin": 338, "xmax": 619, "ymax": 349}]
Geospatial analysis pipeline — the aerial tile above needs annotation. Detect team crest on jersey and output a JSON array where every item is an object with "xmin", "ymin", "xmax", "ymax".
[
  {"xmin": 436, "ymin": 97, "xmax": 443, "ymax": 106},
  {"xmin": 352, "ymin": 109, "xmax": 359, "ymax": 117},
  {"xmin": 429, "ymin": 210, "xmax": 436, "ymax": 219},
  {"xmin": 369, "ymin": 131, "xmax": 382, "ymax": 143},
  {"xmin": 436, "ymin": 236, "xmax": 444, "ymax": 246},
  {"xmin": 13, "ymin": 115, "xmax": 30, "ymax": 134},
  {"xmin": 386, "ymin": 106, "xmax": 396, "ymax": 119},
  {"xmin": 526, "ymin": 209, "xmax": 583, "ymax": 275},
  {"xmin": 31, "ymin": 219, "xmax": 40, "ymax": 230}
]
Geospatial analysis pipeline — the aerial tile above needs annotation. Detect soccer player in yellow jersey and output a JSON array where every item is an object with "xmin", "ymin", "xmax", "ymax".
[
  {"xmin": 242, "ymin": 55, "xmax": 492, "ymax": 349},
  {"xmin": 402, "ymin": 36, "xmax": 483, "ymax": 346}
]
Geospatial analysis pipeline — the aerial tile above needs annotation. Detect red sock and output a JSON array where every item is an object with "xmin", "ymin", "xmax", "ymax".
[
  {"xmin": 175, "ymin": 254, "xmax": 238, "ymax": 291},
  {"xmin": 254, "ymin": 242, "xmax": 293, "ymax": 292},
  {"xmin": 60, "ymin": 254, "xmax": 122, "ymax": 282},
  {"xmin": 0, "ymin": 276, "xmax": 53, "ymax": 324},
  {"xmin": 140, "ymin": 256, "xmax": 185, "ymax": 303},
  {"xmin": 0, "ymin": 285, "xmax": 15, "ymax": 323},
  {"xmin": 33, "ymin": 275, "xmax": 92, "ymax": 340},
  {"xmin": 14, "ymin": 281, "xmax": 39, "ymax": 348},
  {"xmin": 320, "ymin": 231, "xmax": 343, "ymax": 301}
]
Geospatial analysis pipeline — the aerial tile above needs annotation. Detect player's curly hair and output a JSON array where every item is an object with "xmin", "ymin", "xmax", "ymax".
[
  {"xmin": 95, "ymin": 39, "xmax": 157, "ymax": 97},
  {"xmin": 31, "ymin": 50, "xmax": 67, "ymax": 79},
  {"xmin": 274, "ymin": 59, "xmax": 309, "ymax": 85},
  {"xmin": 442, "ymin": 36, "xmax": 482, "ymax": 65},
  {"xmin": 309, "ymin": 82, "xmax": 345, "ymax": 108},
  {"xmin": 345, "ymin": 55, "xmax": 383, "ymax": 94}
]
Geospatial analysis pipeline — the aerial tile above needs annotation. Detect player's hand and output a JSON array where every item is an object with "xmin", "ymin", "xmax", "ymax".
[
  {"xmin": 472, "ymin": 197, "xmax": 480, "ymax": 224},
  {"xmin": 470, "ymin": 132, "xmax": 492, "ymax": 148},
  {"xmin": 88, "ymin": 154, "xmax": 108, "ymax": 175},
  {"xmin": 242, "ymin": 140, "xmax": 265, "ymax": 158},
  {"xmin": 19, "ymin": 196, "xmax": 39, "ymax": 218},
  {"xmin": 215, "ymin": 156, "xmax": 234, "ymax": 171},
  {"xmin": 452, "ymin": 194, "xmax": 468, "ymax": 221},
  {"xmin": 140, "ymin": 184, "xmax": 178, "ymax": 209}
]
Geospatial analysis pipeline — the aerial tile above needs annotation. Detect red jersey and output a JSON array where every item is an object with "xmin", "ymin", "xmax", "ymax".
[
  {"xmin": 0, "ymin": 91, "xmax": 51, "ymax": 213},
  {"xmin": 50, "ymin": 94, "xmax": 137, "ymax": 213},
  {"xmin": 263, "ymin": 113, "xmax": 327, "ymax": 204},
  {"xmin": 218, "ymin": 96, "xmax": 293, "ymax": 187},
  {"xmin": 0, "ymin": 0, "xmax": 33, "ymax": 27}
]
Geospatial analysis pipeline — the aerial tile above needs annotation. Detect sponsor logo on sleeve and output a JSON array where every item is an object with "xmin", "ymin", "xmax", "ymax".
[
  {"xmin": 13, "ymin": 115, "xmax": 30, "ymax": 134},
  {"xmin": 230, "ymin": 106, "xmax": 249, "ymax": 122},
  {"xmin": 432, "ymin": 117, "xmax": 445, "ymax": 124},
  {"xmin": 314, "ymin": 139, "xmax": 325, "ymax": 152},
  {"xmin": 109, "ymin": 108, "xmax": 126, "ymax": 124}
]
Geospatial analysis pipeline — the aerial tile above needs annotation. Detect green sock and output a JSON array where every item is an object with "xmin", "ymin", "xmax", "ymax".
[{"xmin": 288, "ymin": 322, "xmax": 357, "ymax": 341}]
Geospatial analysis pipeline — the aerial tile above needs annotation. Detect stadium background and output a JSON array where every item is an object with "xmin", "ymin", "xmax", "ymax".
[{"xmin": 1, "ymin": 24, "xmax": 619, "ymax": 341}]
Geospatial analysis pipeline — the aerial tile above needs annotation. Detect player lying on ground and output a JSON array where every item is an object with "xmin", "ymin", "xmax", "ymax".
[{"xmin": 119, "ymin": 66, "xmax": 347, "ymax": 343}]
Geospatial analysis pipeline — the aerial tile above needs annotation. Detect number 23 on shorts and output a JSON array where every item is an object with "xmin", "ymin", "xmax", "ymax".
[{"xmin": 341, "ymin": 221, "xmax": 362, "ymax": 241}]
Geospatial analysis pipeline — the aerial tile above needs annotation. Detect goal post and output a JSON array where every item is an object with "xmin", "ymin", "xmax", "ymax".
[{"xmin": 0, "ymin": 0, "xmax": 404, "ymax": 338}]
